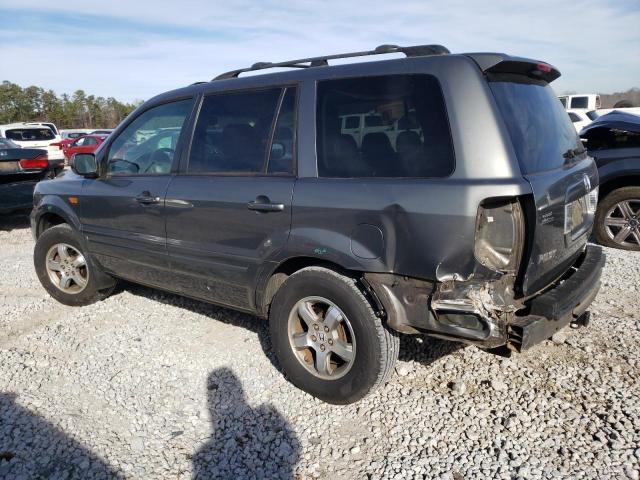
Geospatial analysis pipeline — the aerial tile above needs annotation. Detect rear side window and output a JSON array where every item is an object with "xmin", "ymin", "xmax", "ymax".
[
  {"xmin": 344, "ymin": 116, "xmax": 360, "ymax": 129},
  {"xmin": 189, "ymin": 88, "xmax": 282, "ymax": 174},
  {"xmin": 490, "ymin": 81, "xmax": 582, "ymax": 174},
  {"xmin": 316, "ymin": 74, "xmax": 454, "ymax": 178},
  {"xmin": 5, "ymin": 128, "xmax": 54, "ymax": 141}
]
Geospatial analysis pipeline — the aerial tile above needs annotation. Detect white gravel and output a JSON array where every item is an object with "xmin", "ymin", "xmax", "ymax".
[{"xmin": 1, "ymin": 213, "xmax": 639, "ymax": 479}]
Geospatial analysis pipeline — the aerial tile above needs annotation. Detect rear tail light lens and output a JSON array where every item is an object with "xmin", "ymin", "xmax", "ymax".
[
  {"xmin": 474, "ymin": 198, "xmax": 525, "ymax": 273},
  {"xmin": 564, "ymin": 187, "xmax": 598, "ymax": 235},
  {"xmin": 19, "ymin": 154, "xmax": 49, "ymax": 170}
]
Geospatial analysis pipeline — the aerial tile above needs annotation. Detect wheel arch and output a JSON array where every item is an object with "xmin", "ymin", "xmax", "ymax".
[
  {"xmin": 256, "ymin": 256, "xmax": 364, "ymax": 318},
  {"xmin": 598, "ymin": 173, "xmax": 640, "ymax": 199},
  {"xmin": 33, "ymin": 196, "xmax": 82, "ymax": 239}
]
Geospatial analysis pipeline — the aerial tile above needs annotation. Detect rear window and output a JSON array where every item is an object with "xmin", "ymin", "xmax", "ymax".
[
  {"xmin": 316, "ymin": 74, "xmax": 455, "ymax": 178},
  {"xmin": 570, "ymin": 96, "xmax": 588, "ymax": 109},
  {"xmin": 5, "ymin": 128, "xmax": 55, "ymax": 142},
  {"xmin": 490, "ymin": 81, "xmax": 582, "ymax": 174}
]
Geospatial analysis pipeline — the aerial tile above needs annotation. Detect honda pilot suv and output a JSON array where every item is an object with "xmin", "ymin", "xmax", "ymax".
[{"xmin": 30, "ymin": 45, "xmax": 605, "ymax": 404}]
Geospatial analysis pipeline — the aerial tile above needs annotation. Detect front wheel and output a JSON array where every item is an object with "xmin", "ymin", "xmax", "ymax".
[
  {"xmin": 594, "ymin": 187, "xmax": 640, "ymax": 251},
  {"xmin": 269, "ymin": 267, "xmax": 399, "ymax": 404},
  {"xmin": 34, "ymin": 224, "xmax": 116, "ymax": 306}
]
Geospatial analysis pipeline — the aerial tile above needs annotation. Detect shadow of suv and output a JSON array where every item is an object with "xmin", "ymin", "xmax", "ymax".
[{"xmin": 30, "ymin": 44, "xmax": 605, "ymax": 404}]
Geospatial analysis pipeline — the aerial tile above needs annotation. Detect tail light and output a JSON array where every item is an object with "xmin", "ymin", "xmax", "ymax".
[
  {"xmin": 474, "ymin": 198, "xmax": 525, "ymax": 273},
  {"xmin": 19, "ymin": 154, "xmax": 49, "ymax": 170},
  {"xmin": 50, "ymin": 142, "xmax": 62, "ymax": 149},
  {"xmin": 564, "ymin": 187, "xmax": 598, "ymax": 235}
]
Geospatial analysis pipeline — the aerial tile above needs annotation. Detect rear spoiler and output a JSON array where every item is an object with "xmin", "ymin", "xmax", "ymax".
[{"xmin": 465, "ymin": 53, "xmax": 561, "ymax": 83}]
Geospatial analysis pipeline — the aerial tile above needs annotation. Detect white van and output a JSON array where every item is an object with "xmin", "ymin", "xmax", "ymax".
[{"xmin": 0, "ymin": 123, "xmax": 65, "ymax": 165}]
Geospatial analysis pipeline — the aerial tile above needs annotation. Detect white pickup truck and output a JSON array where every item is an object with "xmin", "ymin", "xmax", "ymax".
[{"xmin": 558, "ymin": 94, "xmax": 601, "ymax": 110}]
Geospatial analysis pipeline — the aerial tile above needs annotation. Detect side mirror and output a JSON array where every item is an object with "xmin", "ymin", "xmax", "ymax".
[
  {"xmin": 72, "ymin": 153, "xmax": 98, "ymax": 177},
  {"xmin": 271, "ymin": 142, "xmax": 285, "ymax": 160}
]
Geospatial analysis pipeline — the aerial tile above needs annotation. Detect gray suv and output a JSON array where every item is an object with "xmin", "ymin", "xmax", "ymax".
[{"xmin": 30, "ymin": 45, "xmax": 605, "ymax": 404}]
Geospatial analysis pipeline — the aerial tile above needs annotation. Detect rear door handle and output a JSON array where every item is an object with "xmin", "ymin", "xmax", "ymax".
[
  {"xmin": 136, "ymin": 191, "xmax": 161, "ymax": 204},
  {"xmin": 247, "ymin": 196, "xmax": 284, "ymax": 212}
]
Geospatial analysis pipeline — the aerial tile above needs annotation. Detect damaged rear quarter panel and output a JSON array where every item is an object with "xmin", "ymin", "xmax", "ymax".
[{"xmin": 287, "ymin": 177, "xmax": 530, "ymax": 282}]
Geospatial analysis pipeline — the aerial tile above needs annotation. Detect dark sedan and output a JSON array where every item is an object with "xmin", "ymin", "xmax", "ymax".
[
  {"xmin": 580, "ymin": 111, "xmax": 640, "ymax": 250},
  {"xmin": 0, "ymin": 144, "xmax": 57, "ymax": 214}
]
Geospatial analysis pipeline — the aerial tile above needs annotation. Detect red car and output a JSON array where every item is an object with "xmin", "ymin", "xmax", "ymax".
[{"xmin": 63, "ymin": 134, "xmax": 108, "ymax": 163}]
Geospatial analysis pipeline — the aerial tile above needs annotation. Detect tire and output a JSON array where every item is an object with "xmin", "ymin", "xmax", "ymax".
[
  {"xmin": 34, "ymin": 224, "xmax": 116, "ymax": 306},
  {"xmin": 269, "ymin": 267, "xmax": 399, "ymax": 404},
  {"xmin": 594, "ymin": 187, "xmax": 640, "ymax": 251}
]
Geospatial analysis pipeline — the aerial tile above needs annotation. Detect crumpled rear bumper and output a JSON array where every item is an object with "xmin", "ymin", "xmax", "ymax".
[{"xmin": 507, "ymin": 244, "xmax": 605, "ymax": 351}]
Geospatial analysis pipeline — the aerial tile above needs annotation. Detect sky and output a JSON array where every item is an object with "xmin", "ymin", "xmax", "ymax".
[{"xmin": 1, "ymin": 0, "xmax": 639, "ymax": 102}]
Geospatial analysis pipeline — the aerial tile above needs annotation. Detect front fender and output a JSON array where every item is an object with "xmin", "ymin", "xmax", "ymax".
[{"xmin": 32, "ymin": 194, "xmax": 82, "ymax": 238}]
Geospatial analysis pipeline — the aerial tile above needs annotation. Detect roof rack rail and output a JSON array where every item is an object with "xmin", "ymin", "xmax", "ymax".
[{"xmin": 213, "ymin": 44, "xmax": 450, "ymax": 81}]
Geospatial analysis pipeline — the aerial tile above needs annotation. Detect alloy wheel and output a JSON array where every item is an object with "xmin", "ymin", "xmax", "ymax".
[
  {"xmin": 287, "ymin": 296, "xmax": 356, "ymax": 380},
  {"xmin": 604, "ymin": 199, "xmax": 640, "ymax": 248},
  {"xmin": 45, "ymin": 243, "xmax": 89, "ymax": 294}
]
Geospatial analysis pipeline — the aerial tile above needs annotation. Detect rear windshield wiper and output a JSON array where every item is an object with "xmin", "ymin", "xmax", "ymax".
[{"xmin": 563, "ymin": 147, "xmax": 587, "ymax": 160}]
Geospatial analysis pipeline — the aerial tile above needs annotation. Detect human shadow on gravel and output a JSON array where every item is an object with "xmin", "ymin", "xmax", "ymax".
[
  {"xmin": 0, "ymin": 212, "xmax": 30, "ymax": 232},
  {"xmin": 0, "ymin": 392, "xmax": 122, "ymax": 479},
  {"xmin": 192, "ymin": 368, "xmax": 300, "ymax": 479}
]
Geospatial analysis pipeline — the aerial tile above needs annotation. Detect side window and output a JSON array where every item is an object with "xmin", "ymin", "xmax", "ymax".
[
  {"xmin": 268, "ymin": 88, "xmax": 296, "ymax": 175},
  {"xmin": 83, "ymin": 137, "xmax": 98, "ymax": 146},
  {"xmin": 188, "ymin": 89, "xmax": 281, "ymax": 174},
  {"xmin": 568, "ymin": 112, "xmax": 581, "ymax": 122},
  {"xmin": 106, "ymin": 98, "xmax": 194, "ymax": 176},
  {"xmin": 316, "ymin": 74, "xmax": 455, "ymax": 178},
  {"xmin": 344, "ymin": 116, "xmax": 360, "ymax": 129},
  {"xmin": 73, "ymin": 137, "xmax": 85, "ymax": 147}
]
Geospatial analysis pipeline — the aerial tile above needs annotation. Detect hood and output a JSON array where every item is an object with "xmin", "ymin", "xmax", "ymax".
[{"xmin": 580, "ymin": 110, "xmax": 640, "ymax": 137}]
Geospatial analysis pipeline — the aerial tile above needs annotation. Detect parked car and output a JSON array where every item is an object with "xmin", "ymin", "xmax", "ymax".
[
  {"xmin": 0, "ymin": 138, "xmax": 22, "ymax": 149},
  {"xmin": 63, "ymin": 134, "xmax": 109, "ymax": 163},
  {"xmin": 60, "ymin": 129, "xmax": 94, "ymax": 140},
  {"xmin": 580, "ymin": 110, "xmax": 640, "ymax": 250},
  {"xmin": 558, "ymin": 94, "xmax": 601, "ymax": 110},
  {"xmin": 1, "ymin": 147, "xmax": 56, "ymax": 214},
  {"xmin": 0, "ymin": 123, "xmax": 65, "ymax": 168},
  {"xmin": 567, "ymin": 109, "xmax": 598, "ymax": 132},
  {"xmin": 30, "ymin": 44, "xmax": 604, "ymax": 404}
]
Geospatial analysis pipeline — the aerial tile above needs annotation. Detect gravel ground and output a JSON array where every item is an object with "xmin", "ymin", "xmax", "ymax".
[{"xmin": 0, "ymin": 213, "xmax": 639, "ymax": 480}]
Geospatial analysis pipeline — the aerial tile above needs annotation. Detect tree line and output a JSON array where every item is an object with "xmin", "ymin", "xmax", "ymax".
[{"xmin": 0, "ymin": 80, "xmax": 141, "ymax": 129}]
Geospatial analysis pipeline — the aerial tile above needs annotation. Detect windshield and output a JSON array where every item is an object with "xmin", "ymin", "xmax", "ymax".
[
  {"xmin": 586, "ymin": 110, "xmax": 600, "ymax": 121},
  {"xmin": 490, "ymin": 81, "xmax": 582, "ymax": 174},
  {"xmin": 5, "ymin": 128, "xmax": 55, "ymax": 142}
]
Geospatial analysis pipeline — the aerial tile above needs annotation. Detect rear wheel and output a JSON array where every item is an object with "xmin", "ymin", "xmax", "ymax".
[
  {"xmin": 595, "ymin": 187, "xmax": 640, "ymax": 251},
  {"xmin": 34, "ymin": 224, "xmax": 116, "ymax": 306},
  {"xmin": 269, "ymin": 267, "xmax": 399, "ymax": 404}
]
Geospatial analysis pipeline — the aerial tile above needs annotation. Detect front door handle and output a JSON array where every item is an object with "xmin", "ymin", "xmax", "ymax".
[
  {"xmin": 247, "ymin": 196, "xmax": 284, "ymax": 213},
  {"xmin": 136, "ymin": 191, "xmax": 161, "ymax": 204}
]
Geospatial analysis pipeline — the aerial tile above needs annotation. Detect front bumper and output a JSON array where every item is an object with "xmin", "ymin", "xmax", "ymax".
[{"xmin": 507, "ymin": 245, "xmax": 605, "ymax": 351}]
